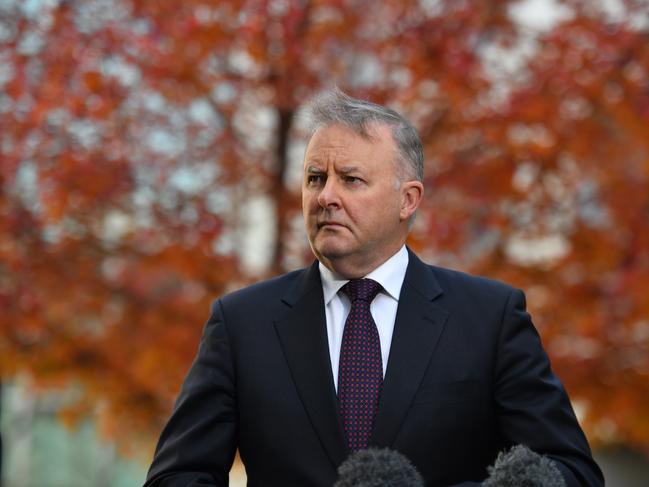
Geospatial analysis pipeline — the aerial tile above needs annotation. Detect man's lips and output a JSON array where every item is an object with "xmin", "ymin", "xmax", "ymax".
[{"xmin": 317, "ymin": 221, "xmax": 346, "ymax": 229}]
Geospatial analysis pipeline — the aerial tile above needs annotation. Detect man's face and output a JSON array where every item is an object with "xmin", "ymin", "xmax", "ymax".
[{"xmin": 302, "ymin": 123, "xmax": 417, "ymax": 277}]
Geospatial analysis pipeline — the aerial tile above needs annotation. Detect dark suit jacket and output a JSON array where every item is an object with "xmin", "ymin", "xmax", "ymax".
[{"xmin": 145, "ymin": 249, "xmax": 603, "ymax": 486}]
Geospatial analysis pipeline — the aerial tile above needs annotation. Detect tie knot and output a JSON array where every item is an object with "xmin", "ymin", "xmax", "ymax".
[{"xmin": 342, "ymin": 278, "xmax": 382, "ymax": 303}]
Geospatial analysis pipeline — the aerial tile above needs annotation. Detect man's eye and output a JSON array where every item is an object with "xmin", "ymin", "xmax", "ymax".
[
  {"xmin": 307, "ymin": 175, "xmax": 324, "ymax": 185},
  {"xmin": 345, "ymin": 176, "xmax": 361, "ymax": 184}
]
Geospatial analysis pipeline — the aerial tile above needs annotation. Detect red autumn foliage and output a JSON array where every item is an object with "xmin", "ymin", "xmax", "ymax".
[{"xmin": 1, "ymin": 0, "xmax": 647, "ymax": 456}]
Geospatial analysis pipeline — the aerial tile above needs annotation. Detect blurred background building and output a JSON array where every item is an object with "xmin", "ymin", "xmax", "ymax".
[{"xmin": 1, "ymin": 0, "xmax": 648, "ymax": 485}]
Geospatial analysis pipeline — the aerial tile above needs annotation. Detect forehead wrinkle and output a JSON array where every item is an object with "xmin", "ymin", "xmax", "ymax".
[
  {"xmin": 304, "ymin": 147, "xmax": 358, "ymax": 169},
  {"xmin": 305, "ymin": 135, "xmax": 357, "ymax": 161},
  {"xmin": 303, "ymin": 125, "xmax": 391, "ymax": 173}
]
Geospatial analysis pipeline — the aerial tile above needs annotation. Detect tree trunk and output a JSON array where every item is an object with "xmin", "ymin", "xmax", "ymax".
[{"xmin": 271, "ymin": 108, "xmax": 295, "ymax": 274}]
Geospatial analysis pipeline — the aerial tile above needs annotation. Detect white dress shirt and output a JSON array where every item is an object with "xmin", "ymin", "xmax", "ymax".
[{"xmin": 319, "ymin": 245, "xmax": 409, "ymax": 391}]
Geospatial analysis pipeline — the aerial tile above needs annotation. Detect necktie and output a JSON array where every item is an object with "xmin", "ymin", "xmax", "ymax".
[{"xmin": 338, "ymin": 278, "xmax": 383, "ymax": 451}]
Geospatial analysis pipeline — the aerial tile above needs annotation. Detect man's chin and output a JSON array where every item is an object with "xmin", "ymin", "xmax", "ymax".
[{"xmin": 311, "ymin": 239, "xmax": 353, "ymax": 262}]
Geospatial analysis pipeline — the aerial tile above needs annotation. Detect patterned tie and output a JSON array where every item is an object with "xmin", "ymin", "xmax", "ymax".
[{"xmin": 338, "ymin": 278, "xmax": 383, "ymax": 451}]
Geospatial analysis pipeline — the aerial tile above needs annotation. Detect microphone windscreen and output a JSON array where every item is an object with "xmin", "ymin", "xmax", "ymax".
[
  {"xmin": 334, "ymin": 447, "xmax": 424, "ymax": 487},
  {"xmin": 483, "ymin": 444, "xmax": 566, "ymax": 487}
]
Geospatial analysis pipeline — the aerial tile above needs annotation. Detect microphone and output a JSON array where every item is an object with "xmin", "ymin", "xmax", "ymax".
[
  {"xmin": 334, "ymin": 447, "xmax": 424, "ymax": 487},
  {"xmin": 483, "ymin": 444, "xmax": 566, "ymax": 487}
]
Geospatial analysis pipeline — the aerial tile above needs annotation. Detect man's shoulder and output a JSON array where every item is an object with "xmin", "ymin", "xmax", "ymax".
[
  {"xmin": 415, "ymin": 260, "xmax": 524, "ymax": 323},
  {"xmin": 431, "ymin": 264, "xmax": 515, "ymax": 290},
  {"xmin": 418, "ymin": 258, "xmax": 518, "ymax": 301}
]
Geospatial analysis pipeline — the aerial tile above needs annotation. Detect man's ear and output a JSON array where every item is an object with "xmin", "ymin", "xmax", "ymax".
[{"xmin": 400, "ymin": 180, "xmax": 424, "ymax": 222}]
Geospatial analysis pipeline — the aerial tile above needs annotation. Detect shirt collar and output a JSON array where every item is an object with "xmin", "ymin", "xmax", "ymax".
[{"xmin": 319, "ymin": 245, "xmax": 409, "ymax": 305}]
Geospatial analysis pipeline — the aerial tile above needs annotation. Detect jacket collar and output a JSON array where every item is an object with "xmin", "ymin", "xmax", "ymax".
[{"xmin": 371, "ymin": 248, "xmax": 448, "ymax": 447}]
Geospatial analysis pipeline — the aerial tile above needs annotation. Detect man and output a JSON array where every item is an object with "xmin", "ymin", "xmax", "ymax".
[{"xmin": 145, "ymin": 90, "xmax": 603, "ymax": 486}]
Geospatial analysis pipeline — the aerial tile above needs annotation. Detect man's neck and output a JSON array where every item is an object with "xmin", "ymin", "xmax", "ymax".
[{"xmin": 319, "ymin": 244, "xmax": 408, "ymax": 280}]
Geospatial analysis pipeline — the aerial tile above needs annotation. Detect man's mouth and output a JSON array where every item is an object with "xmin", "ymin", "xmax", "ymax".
[{"xmin": 318, "ymin": 221, "xmax": 345, "ymax": 229}]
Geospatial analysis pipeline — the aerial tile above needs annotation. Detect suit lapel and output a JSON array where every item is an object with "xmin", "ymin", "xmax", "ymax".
[
  {"xmin": 273, "ymin": 262, "xmax": 347, "ymax": 469},
  {"xmin": 372, "ymin": 249, "xmax": 449, "ymax": 447}
]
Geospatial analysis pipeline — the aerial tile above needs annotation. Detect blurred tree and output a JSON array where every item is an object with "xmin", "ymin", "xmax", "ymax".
[
  {"xmin": 0, "ymin": 0, "xmax": 647, "ymax": 460},
  {"xmin": 0, "ymin": 0, "xmax": 240, "ymax": 454},
  {"xmin": 409, "ymin": 2, "xmax": 649, "ymax": 453}
]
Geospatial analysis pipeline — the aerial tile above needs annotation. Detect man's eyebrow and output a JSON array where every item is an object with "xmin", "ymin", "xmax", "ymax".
[
  {"xmin": 338, "ymin": 166, "xmax": 361, "ymax": 174},
  {"xmin": 305, "ymin": 165, "xmax": 362, "ymax": 174}
]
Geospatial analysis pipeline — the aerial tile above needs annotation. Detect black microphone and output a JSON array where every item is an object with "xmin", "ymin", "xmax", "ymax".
[
  {"xmin": 483, "ymin": 444, "xmax": 566, "ymax": 487},
  {"xmin": 334, "ymin": 447, "xmax": 424, "ymax": 487}
]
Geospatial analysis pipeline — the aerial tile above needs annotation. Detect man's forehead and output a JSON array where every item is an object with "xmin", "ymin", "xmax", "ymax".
[
  {"xmin": 304, "ymin": 123, "xmax": 395, "ymax": 159},
  {"xmin": 302, "ymin": 123, "xmax": 399, "ymax": 178},
  {"xmin": 302, "ymin": 146, "xmax": 365, "ymax": 171}
]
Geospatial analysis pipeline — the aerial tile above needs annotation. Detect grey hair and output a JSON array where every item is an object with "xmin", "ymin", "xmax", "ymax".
[{"xmin": 303, "ymin": 88, "xmax": 424, "ymax": 182}]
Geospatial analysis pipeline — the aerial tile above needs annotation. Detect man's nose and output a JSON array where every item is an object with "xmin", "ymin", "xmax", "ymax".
[{"xmin": 316, "ymin": 178, "xmax": 340, "ymax": 208}]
